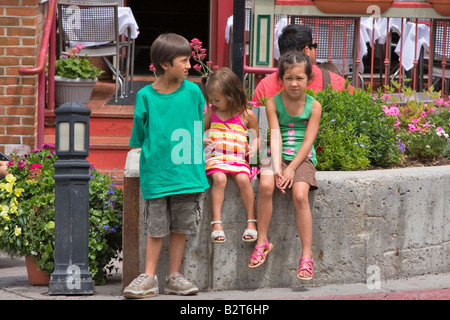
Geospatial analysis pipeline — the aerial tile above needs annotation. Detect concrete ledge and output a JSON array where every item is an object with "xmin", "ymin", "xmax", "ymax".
[{"xmin": 123, "ymin": 149, "xmax": 450, "ymax": 290}]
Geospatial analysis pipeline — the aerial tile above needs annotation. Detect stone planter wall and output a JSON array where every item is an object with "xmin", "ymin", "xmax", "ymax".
[{"xmin": 122, "ymin": 149, "xmax": 450, "ymax": 291}]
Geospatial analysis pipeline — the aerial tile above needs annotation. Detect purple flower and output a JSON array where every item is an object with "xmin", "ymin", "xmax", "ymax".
[{"xmin": 397, "ymin": 140, "xmax": 405, "ymax": 153}]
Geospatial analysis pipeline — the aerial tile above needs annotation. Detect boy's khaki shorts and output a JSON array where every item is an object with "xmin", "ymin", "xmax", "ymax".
[{"xmin": 143, "ymin": 193, "xmax": 202, "ymax": 238}]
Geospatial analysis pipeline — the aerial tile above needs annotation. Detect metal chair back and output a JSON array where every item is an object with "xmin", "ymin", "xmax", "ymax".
[{"xmin": 58, "ymin": 3, "xmax": 119, "ymax": 45}]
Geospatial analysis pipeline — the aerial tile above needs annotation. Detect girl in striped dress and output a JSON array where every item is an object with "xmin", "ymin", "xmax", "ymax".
[{"xmin": 203, "ymin": 67, "xmax": 259, "ymax": 243}]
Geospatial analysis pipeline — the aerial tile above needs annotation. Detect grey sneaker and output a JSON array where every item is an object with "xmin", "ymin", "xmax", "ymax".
[
  {"xmin": 164, "ymin": 272, "xmax": 199, "ymax": 295},
  {"xmin": 123, "ymin": 273, "xmax": 158, "ymax": 299}
]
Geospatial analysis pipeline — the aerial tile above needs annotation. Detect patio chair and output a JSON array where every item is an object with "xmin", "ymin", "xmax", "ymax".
[
  {"xmin": 58, "ymin": 2, "xmax": 131, "ymax": 102},
  {"xmin": 429, "ymin": 19, "xmax": 450, "ymax": 94},
  {"xmin": 67, "ymin": 0, "xmax": 135, "ymax": 94}
]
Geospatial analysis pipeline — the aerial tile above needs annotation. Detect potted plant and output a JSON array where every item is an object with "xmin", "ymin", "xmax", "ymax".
[
  {"xmin": 314, "ymin": 0, "xmax": 393, "ymax": 15},
  {"xmin": 54, "ymin": 44, "xmax": 104, "ymax": 107},
  {"xmin": 0, "ymin": 144, "xmax": 123, "ymax": 285}
]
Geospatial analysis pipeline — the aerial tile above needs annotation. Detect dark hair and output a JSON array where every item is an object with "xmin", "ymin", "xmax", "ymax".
[
  {"xmin": 278, "ymin": 24, "xmax": 313, "ymax": 56},
  {"xmin": 277, "ymin": 51, "xmax": 313, "ymax": 82},
  {"xmin": 150, "ymin": 33, "xmax": 192, "ymax": 75},
  {"xmin": 204, "ymin": 67, "xmax": 248, "ymax": 115},
  {"xmin": 318, "ymin": 61, "xmax": 342, "ymax": 76}
]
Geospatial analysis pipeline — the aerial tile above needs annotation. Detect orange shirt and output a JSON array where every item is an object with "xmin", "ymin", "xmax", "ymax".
[{"xmin": 252, "ymin": 65, "xmax": 352, "ymax": 105}]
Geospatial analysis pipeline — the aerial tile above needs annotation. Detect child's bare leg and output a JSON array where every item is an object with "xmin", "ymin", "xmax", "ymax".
[
  {"xmin": 292, "ymin": 182, "xmax": 313, "ymax": 278},
  {"xmin": 210, "ymin": 172, "xmax": 227, "ymax": 241},
  {"xmin": 249, "ymin": 172, "xmax": 275, "ymax": 266},
  {"xmin": 168, "ymin": 231, "xmax": 187, "ymax": 276},
  {"xmin": 231, "ymin": 172, "xmax": 256, "ymax": 238},
  {"xmin": 144, "ymin": 236, "xmax": 163, "ymax": 277}
]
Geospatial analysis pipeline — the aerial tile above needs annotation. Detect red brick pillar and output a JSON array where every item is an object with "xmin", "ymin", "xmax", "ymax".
[{"xmin": 0, "ymin": 0, "xmax": 47, "ymax": 155}]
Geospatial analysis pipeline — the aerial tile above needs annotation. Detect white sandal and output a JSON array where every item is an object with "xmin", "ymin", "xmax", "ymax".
[
  {"xmin": 211, "ymin": 221, "xmax": 226, "ymax": 243},
  {"xmin": 242, "ymin": 219, "xmax": 258, "ymax": 242}
]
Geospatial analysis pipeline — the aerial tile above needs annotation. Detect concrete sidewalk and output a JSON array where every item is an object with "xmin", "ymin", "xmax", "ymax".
[{"xmin": 1, "ymin": 253, "xmax": 449, "ymax": 301}]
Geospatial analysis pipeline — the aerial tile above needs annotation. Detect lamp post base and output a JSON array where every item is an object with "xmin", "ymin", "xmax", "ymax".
[{"xmin": 49, "ymin": 267, "xmax": 94, "ymax": 295}]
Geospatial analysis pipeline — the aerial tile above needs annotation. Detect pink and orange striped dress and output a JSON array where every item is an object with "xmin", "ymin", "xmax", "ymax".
[{"xmin": 205, "ymin": 109, "xmax": 251, "ymax": 178}]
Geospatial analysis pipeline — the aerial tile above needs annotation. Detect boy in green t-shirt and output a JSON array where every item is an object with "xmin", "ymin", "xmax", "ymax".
[{"xmin": 124, "ymin": 33, "xmax": 209, "ymax": 299}]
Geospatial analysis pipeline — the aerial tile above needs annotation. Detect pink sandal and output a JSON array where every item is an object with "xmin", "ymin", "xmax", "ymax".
[
  {"xmin": 248, "ymin": 240, "xmax": 274, "ymax": 268},
  {"xmin": 297, "ymin": 257, "xmax": 314, "ymax": 280}
]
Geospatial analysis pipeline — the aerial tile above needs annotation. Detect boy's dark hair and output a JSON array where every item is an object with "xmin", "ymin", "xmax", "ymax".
[
  {"xmin": 150, "ymin": 33, "xmax": 192, "ymax": 76},
  {"xmin": 277, "ymin": 51, "xmax": 313, "ymax": 82},
  {"xmin": 278, "ymin": 24, "xmax": 313, "ymax": 56}
]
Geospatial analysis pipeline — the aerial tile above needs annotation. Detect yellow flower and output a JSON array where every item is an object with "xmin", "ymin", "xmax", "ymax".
[
  {"xmin": 14, "ymin": 188, "xmax": 24, "ymax": 197},
  {"xmin": 14, "ymin": 226, "xmax": 21, "ymax": 236},
  {"xmin": 4, "ymin": 226, "xmax": 9, "ymax": 231},
  {"xmin": 5, "ymin": 174, "xmax": 16, "ymax": 184},
  {"xmin": 0, "ymin": 212, "xmax": 10, "ymax": 221},
  {"xmin": 5, "ymin": 183, "xmax": 13, "ymax": 194},
  {"xmin": 10, "ymin": 202, "xmax": 18, "ymax": 215},
  {"xmin": 1, "ymin": 204, "xmax": 8, "ymax": 215}
]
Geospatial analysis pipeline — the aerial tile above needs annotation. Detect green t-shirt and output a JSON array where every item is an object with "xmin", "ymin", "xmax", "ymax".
[
  {"xmin": 274, "ymin": 93, "xmax": 317, "ymax": 166},
  {"xmin": 129, "ymin": 80, "xmax": 209, "ymax": 199}
]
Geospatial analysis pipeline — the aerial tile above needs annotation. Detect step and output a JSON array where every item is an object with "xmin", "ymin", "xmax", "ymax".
[
  {"xmin": 43, "ymin": 134, "xmax": 130, "ymax": 187},
  {"xmin": 44, "ymin": 117, "xmax": 134, "ymax": 138}
]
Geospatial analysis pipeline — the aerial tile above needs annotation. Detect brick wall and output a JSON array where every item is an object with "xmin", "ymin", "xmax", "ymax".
[{"xmin": 0, "ymin": 0, "xmax": 48, "ymax": 155}]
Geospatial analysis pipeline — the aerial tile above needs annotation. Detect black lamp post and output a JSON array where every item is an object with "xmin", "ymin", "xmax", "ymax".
[
  {"xmin": 48, "ymin": 102, "xmax": 94, "ymax": 295},
  {"xmin": 232, "ymin": 0, "xmax": 245, "ymax": 82}
]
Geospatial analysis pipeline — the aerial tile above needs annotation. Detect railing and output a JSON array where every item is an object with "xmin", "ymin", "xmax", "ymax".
[
  {"xmin": 18, "ymin": 0, "xmax": 56, "ymax": 148},
  {"xmin": 246, "ymin": 2, "xmax": 450, "ymax": 98}
]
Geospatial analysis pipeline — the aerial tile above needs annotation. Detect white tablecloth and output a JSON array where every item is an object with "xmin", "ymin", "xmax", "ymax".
[
  {"xmin": 360, "ymin": 18, "xmax": 430, "ymax": 71},
  {"xmin": 394, "ymin": 21, "xmax": 430, "ymax": 71},
  {"xmin": 118, "ymin": 7, "xmax": 139, "ymax": 39}
]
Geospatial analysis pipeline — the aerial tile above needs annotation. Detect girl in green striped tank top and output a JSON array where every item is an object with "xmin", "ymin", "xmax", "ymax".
[{"xmin": 248, "ymin": 52, "xmax": 322, "ymax": 281}]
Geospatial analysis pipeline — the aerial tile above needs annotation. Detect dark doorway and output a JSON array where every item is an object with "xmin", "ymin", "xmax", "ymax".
[{"xmin": 128, "ymin": 0, "xmax": 210, "ymax": 75}]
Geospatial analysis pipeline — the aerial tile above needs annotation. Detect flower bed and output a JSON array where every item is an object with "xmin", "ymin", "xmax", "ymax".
[
  {"xmin": 309, "ymin": 81, "xmax": 450, "ymax": 171},
  {"xmin": 0, "ymin": 145, "xmax": 123, "ymax": 285}
]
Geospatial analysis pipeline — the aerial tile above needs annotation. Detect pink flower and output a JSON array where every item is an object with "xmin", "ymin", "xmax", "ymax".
[
  {"xmin": 422, "ymin": 121, "xmax": 430, "ymax": 129},
  {"xmin": 408, "ymin": 124, "xmax": 416, "ymax": 131},
  {"xmin": 434, "ymin": 98, "xmax": 444, "ymax": 106},
  {"xmin": 189, "ymin": 38, "xmax": 217, "ymax": 76},
  {"xmin": 380, "ymin": 94, "xmax": 389, "ymax": 101},
  {"xmin": 30, "ymin": 163, "xmax": 43, "ymax": 170},
  {"xmin": 420, "ymin": 111, "xmax": 427, "ymax": 119},
  {"xmin": 247, "ymin": 101, "xmax": 257, "ymax": 109},
  {"xmin": 389, "ymin": 106, "xmax": 400, "ymax": 115}
]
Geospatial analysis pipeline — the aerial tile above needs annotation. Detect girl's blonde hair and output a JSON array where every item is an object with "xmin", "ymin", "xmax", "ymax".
[{"xmin": 204, "ymin": 67, "xmax": 248, "ymax": 115}]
